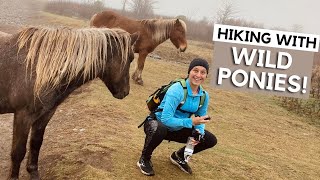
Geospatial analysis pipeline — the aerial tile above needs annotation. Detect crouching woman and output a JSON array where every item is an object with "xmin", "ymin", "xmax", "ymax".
[{"xmin": 137, "ymin": 58, "xmax": 218, "ymax": 176}]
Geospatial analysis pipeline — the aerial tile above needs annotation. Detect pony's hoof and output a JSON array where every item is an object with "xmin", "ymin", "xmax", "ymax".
[
  {"xmin": 30, "ymin": 172, "xmax": 40, "ymax": 180},
  {"xmin": 135, "ymin": 79, "xmax": 144, "ymax": 86},
  {"xmin": 27, "ymin": 168, "xmax": 40, "ymax": 180},
  {"xmin": 131, "ymin": 74, "xmax": 144, "ymax": 85}
]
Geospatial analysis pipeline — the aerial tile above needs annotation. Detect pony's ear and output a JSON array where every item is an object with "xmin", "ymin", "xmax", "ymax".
[
  {"xmin": 175, "ymin": 19, "xmax": 180, "ymax": 24},
  {"xmin": 130, "ymin": 32, "xmax": 140, "ymax": 45}
]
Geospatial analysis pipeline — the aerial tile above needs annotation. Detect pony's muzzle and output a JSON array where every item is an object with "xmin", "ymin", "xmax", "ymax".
[
  {"xmin": 179, "ymin": 46, "xmax": 187, "ymax": 52},
  {"xmin": 112, "ymin": 90, "xmax": 129, "ymax": 99}
]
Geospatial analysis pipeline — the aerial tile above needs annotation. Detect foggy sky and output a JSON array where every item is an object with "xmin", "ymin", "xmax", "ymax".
[{"xmin": 105, "ymin": 0, "xmax": 320, "ymax": 35}]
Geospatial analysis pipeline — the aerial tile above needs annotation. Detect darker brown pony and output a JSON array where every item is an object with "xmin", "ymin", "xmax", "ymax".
[
  {"xmin": 90, "ymin": 10, "xmax": 188, "ymax": 85},
  {"xmin": 0, "ymin": 27, "xmax": 138, "ymax": 180}
]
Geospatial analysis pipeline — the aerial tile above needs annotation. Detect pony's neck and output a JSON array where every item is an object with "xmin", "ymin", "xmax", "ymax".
[
  {"xmin": 58, "ymin": 74, "xmax": 94, "ymax": 96},
  {"xmin": 156, "ymin": 32, "xmax": 170, "ymax": 45},
  {"xmin": 141, "ymin": 19, "xmax": 173, "ymax": 45}
]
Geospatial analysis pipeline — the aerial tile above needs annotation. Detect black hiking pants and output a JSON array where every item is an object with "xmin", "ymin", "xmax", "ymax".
[{"xmin": 141, "ymin": 117, "xmax": 217, "ymax": 160}]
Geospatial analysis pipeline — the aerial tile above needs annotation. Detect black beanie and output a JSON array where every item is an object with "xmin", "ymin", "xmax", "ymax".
[{"xmin": 188, "ymin": 58, "xmax": 209, "ymax": 74}]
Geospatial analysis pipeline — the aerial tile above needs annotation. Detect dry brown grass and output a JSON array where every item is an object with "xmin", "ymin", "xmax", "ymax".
[
  {"xmin": 34, "ymin": 11, "xmax": 89, "ymax": 28},
  {"xmin": 32, "ymin": 56, "xmax": 319, "ymax": 179}
]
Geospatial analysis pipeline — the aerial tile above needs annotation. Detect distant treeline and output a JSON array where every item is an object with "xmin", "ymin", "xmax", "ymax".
[
  {"xmin": 43, "ymin": 0, "xmax": 320, "ymax": 67},
  {"xmin": 44, "ymin": 0, "xmax": 105, "ymax": 19},
  {"xmin": 44, "ymin": 0, "xmax": 214, "ymax": 42}
]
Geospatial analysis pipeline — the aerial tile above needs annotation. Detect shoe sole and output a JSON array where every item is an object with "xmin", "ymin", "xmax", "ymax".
[
  {"xmin": 136, "ymin": 161, "xmax": 155, "ymax": 176},
  {"xmin": 169, "ymin": 156, "xmax": 191, "ymax": 174}
]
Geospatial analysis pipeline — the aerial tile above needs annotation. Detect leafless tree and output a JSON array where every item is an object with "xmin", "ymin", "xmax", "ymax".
[
  {"xmin": 121, "ymin": 0, "xmax": 127, "ymax": 12},
  {"xmin": 128, "ymin": 0, "xmax": 157, "ymax": 18},
  {"xmin": 291, "ymin": 24, "xmax": 303, "ymax": 33},
  {"xmin": 215, "ymin": 1, "xmax": 238, "ymax": 24},
  {"xmin": 79, "ymin": 0, "xmax": 106, "ymax": 4}
]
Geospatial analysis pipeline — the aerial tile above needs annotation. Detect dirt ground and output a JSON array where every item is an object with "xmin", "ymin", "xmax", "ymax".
[
  {"xmin": 0, "ymin": 114, "xmax": 14, "ymax": 179},
  {"xmin": 0, "ymin": 86, "xmax": 116, "ymax": 179}
]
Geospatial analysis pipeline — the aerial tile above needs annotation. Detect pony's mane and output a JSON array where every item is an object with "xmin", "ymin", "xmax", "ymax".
[
  {"xmin": 141, "ymin": 19, "xmax": 186, "ymax": 43},
  {"xmin": 17, "ymin": 27, "xmax": 132, "ymax": 97}
]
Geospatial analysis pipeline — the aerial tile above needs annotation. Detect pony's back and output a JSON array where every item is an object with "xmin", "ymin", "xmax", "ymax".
[
  {"xmin": 0, "ymin": 31, "xmax": 10, "ymax": 37},
  {"xmin": 0, "ymin": 31, "xmax": 11, "ymax": 46},
  {"xmin": 90, "ymin": 11, "xmax": 140, "ymax": 34},
  {"xmin": 90, "ymin": 10, "xmax": 123, "ymax": 28}
]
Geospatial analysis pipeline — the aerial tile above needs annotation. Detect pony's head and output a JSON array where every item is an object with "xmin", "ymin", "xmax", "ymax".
[
  {"xmin": 169, "ymin": 19, "xmax": 187, "ymax": 52},
  {"xmin": 99, "ymin": 29, "xmax": 139, "ymax": 99}
]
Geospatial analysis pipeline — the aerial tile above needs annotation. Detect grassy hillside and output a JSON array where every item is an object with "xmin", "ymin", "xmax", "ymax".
[{"xmin": 43, "ymin": 57, "xmax": 318, "ymax": 180}]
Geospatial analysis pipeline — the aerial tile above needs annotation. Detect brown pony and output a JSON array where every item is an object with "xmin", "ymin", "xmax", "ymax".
[
  {"xmin": 90, "ymin": 10, "xmax": 188, "ymax": 85},
  {"xmin": 0, "ymin": 26, "xmax": 138, "ymax": 179}
]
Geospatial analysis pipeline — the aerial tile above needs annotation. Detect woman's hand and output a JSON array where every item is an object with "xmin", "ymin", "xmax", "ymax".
[
  {"xmin": 191, "ymin": 115, "xmax": 210, "ymax": 125},
  {"xmin": 190, "ymin": 137, "xmax": 200, "ymax": 145}
]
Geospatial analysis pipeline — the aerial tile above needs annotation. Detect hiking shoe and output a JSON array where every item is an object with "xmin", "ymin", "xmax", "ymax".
[
  {"xmin": 170, "ymin": 151, "xmax": 192, "ymax": 174},
  {"xmin": 137, "ymin": 157, "xmax": 155, "ymax": 176}
]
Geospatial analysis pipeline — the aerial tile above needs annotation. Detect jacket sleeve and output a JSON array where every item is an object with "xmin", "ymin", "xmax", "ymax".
[
  {"xmin": 194, "ymin": 91, "xmax": 210, "ymax": 135},
  {"xmin": 159, "ymin": 84, "xmax": 193, "ymax": 129}
]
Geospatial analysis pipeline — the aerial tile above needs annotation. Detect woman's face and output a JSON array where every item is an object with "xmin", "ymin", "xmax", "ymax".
[{"xmin": 188, "ymin": 66, "xmax": 207, "ymax": 87}]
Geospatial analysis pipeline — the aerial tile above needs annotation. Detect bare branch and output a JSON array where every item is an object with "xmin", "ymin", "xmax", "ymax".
[
  {"xmin": 128, "ymin": 0, "xmax": 157, "ymax": 18},
  {"xmin": 215, "ymin": 1, "xmax": 238, "ymax": 24}
]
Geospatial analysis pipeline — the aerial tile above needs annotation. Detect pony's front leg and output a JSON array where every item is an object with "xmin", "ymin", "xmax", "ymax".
[
  {"xmin": 27, "ymin": 108, "xmax": 57, "ymax": 180},
  {"xmin": 132, "ymin": 51, "xmax": 148, "ymax": 85},
  {"xmin": 9, "ymin": 110, "xmax": 33, "ymax": 180}
]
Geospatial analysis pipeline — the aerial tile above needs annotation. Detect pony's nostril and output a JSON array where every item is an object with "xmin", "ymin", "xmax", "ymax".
[{"xmin": 180, "ymin": 47, "xmax": 187, "ymax": 52}]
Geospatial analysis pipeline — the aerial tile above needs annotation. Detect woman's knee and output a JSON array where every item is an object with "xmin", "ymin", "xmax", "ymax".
[
  {"xmin": 204, "ymin": 130, "xmax": 217, "ymax": 148},
  {"xmin": 144, "ymin": 119, "xmax": 167, "ymax": 137}
]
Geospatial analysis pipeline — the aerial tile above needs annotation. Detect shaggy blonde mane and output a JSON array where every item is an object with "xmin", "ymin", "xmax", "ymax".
[
  {"xmin": 17, "ymin": 27, "xmax": 132, "ymax": 97},
  {"xmin": 141, "ymin": 19, "xmax": 186, "ymax": 43}
]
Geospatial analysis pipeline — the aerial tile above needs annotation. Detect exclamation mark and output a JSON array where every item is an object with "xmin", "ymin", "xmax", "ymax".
[{"xmin": 301, "ymin": 76, "xmax": 308, "ymax": 94}]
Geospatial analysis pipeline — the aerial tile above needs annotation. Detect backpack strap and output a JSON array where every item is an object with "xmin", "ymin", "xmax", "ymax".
[
  {"xmin": 177, "ymin": 79, "xmax": 187, "ymax": 109},
  {"xmin": 143, "ymin": 79, "xmax": 206, "ymax": 127},
  {"xmin": 199, "ymin": 89, "xmax": 206, "ymax": 108}
]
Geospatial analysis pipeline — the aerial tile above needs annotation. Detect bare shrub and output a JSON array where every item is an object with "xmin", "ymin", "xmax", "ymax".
[
  {"xmin": 186, "ymin": 19, "xmax": 213, "ymax": 42},
  {"xmin": 128, "ymin": 0, "xmax": 157, "ymax": 19},
  {"xmin": 278, "ymin": 65, "xmax": 320, "ymax": 126},
  {"xmin": 314, "ymin": 52, "xmax": 320, "ymax": 66},
  {"xmin": 311, "ymin": 65, "xmax": 320, "ymax": 98},
  {"xmin": 44, "ymin": 0, "xmax": 106, "ymax": 19}
]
